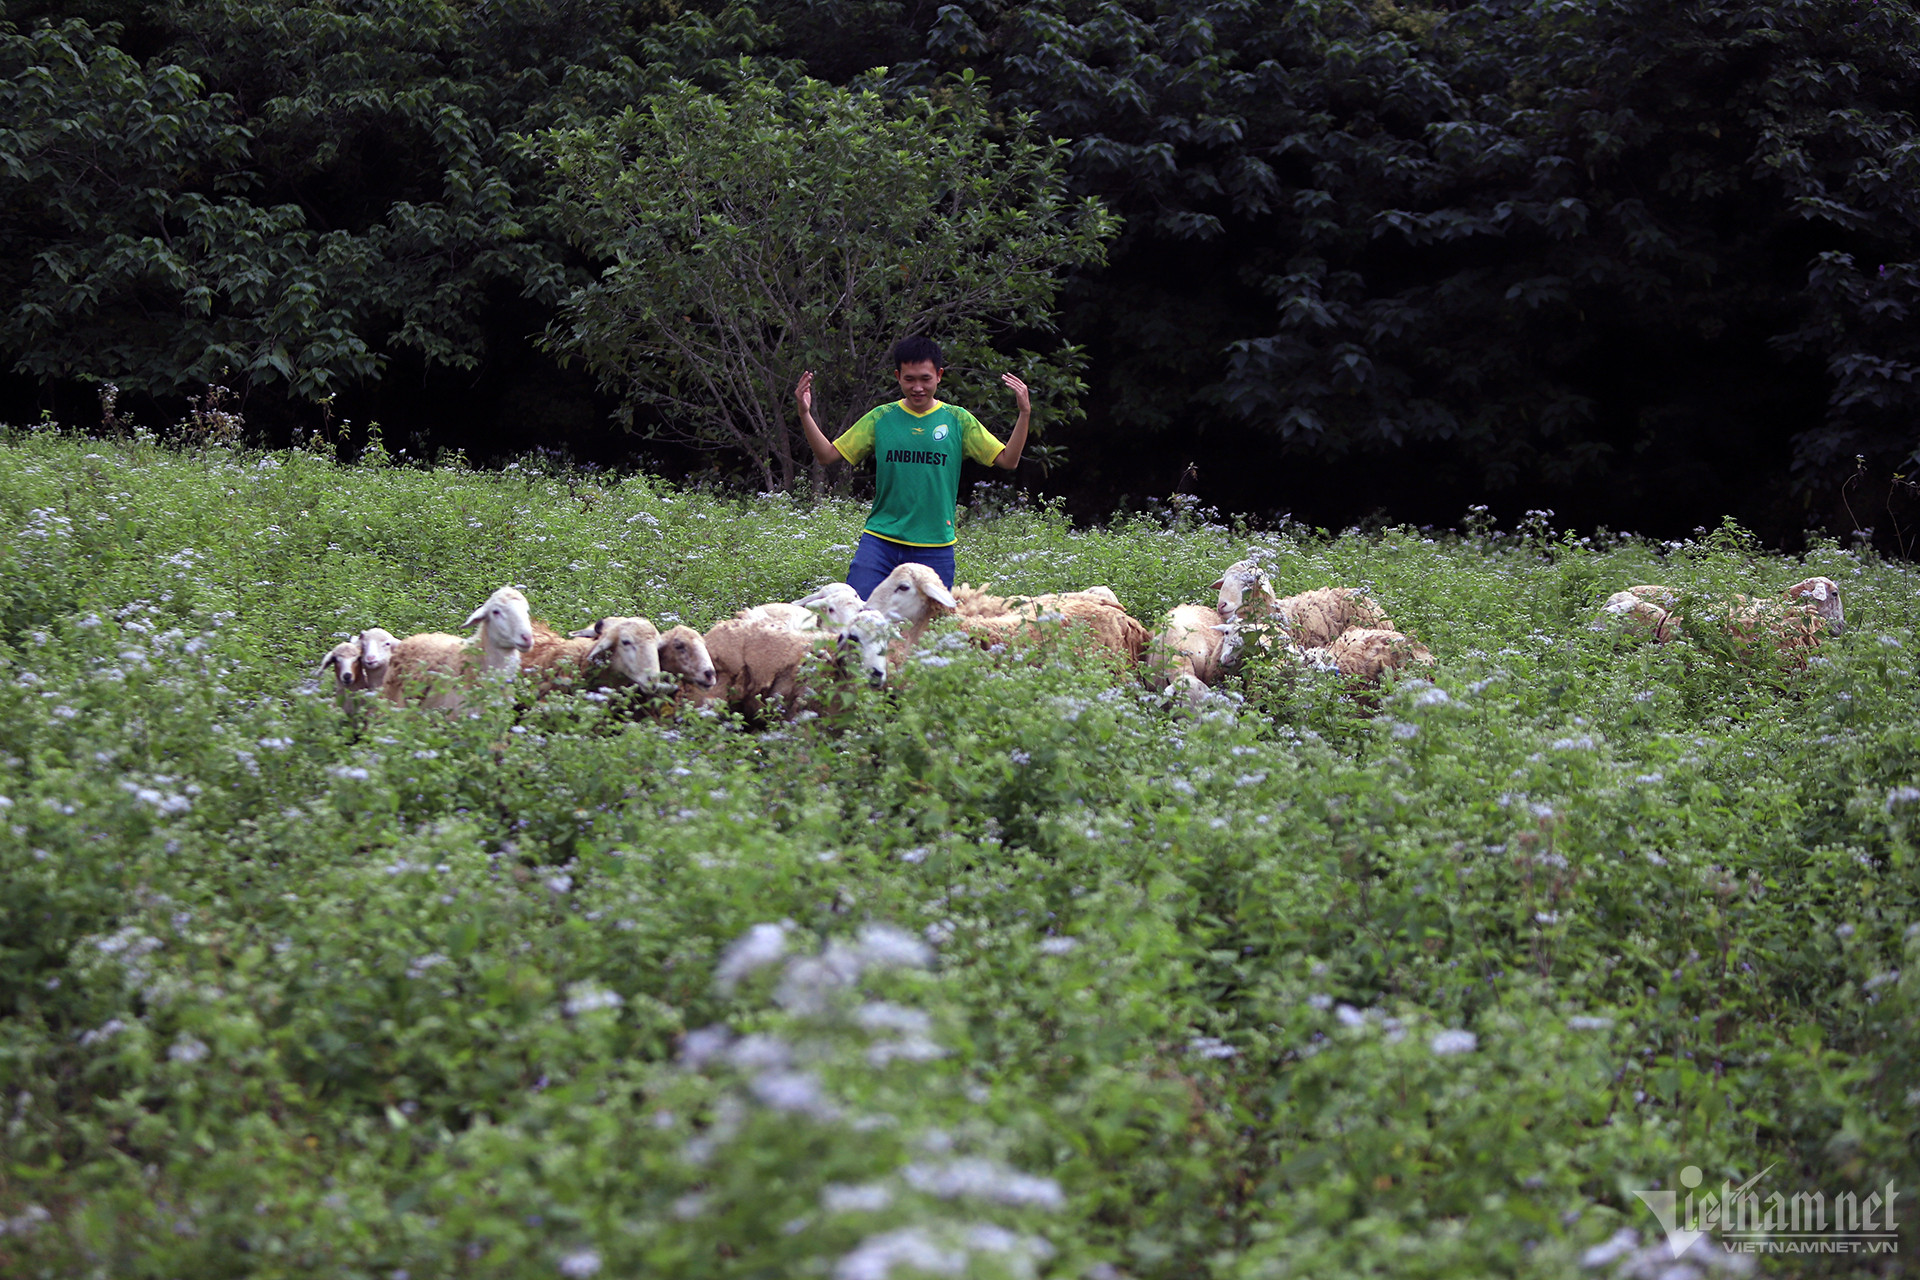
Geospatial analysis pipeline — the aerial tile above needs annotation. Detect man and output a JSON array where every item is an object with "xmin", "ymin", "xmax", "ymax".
[{"xmin": 794, "ymin": 336, "xmax": 1029, "ymax": 597}]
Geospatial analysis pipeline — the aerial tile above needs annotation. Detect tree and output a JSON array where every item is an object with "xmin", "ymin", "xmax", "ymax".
[
  {"xmin": 0, "ymin": 2, "xmax": 765, "ymax": 408},
  {"xmin": 538, "ymin": 68, "xmax": 1119, "ymax": 491},
  {"xmin": 880, "ymin": 0, "xmax": 1920, "ymax": 533}
]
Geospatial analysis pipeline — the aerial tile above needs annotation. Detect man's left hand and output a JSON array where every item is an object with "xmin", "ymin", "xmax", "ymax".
[{"xmin": 1002, "ymin": 372, "xmax": 1030, "ymax": 413}]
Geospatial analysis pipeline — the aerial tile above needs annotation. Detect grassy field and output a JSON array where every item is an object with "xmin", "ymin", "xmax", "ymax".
[{"xmin": 1, "ymin": 427, "xmax": 1917, "ymax": 1279}]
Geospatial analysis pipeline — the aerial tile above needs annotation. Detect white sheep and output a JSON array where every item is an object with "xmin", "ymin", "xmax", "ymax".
[
  {"xmin": 522, "ymin": 616, "xmax": 663, "ymax": 695},
  {"xmin": 380, "ymin": 587, "xmax": 535, "ymax": 710},
  {"xmin": 800, "ymin": 582, "xmax": 867, "ymax": 626},
  {"xmin": 736, "ymin": 583, "xmax": 867, "ymax": 633},
  {"xmin": 1147, "ymin": 604, "xmax": 1244, "ymax": 704},
  {"xmin": 317, "ymin": 626, "xmax": 398, "ymax": 694},
  {"xmin": 864, "ymin": 564, "xmax": 959, "ymax": 645},
  {"xmin": 1594, "ymin": 586, "xmax": 1681, "ymax": 642}
]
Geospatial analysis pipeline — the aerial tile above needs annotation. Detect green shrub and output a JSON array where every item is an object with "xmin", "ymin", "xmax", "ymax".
[{"xmin": 0, "ymin": 431, "xmax": 1915, "ymax": 1277}]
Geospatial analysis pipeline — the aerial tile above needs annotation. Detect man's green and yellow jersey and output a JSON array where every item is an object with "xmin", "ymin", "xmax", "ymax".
[{"xmin": 832, "ymin": 400, "xmax": 1005, "ymax": 547}]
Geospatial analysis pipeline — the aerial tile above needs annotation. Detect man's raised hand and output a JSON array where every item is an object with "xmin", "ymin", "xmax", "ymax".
[
  {"xmin": 794, "ymin": 369, "xmax": 815, "ymax": 415},
  {"xmin": 1001, "ymin": 372, "xmax": 1030, "ymax": 414}
]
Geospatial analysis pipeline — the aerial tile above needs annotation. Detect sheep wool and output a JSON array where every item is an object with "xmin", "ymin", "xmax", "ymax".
[
  {"xmin": 1148, "ymin": 603, "xmax": 1239, "ymax": 705},
  {"xmin": 949, "ymin": 585, "xmax": 1153, "ymax": 666},
  {"xmin": 1304, "ymin": 628, "xmax": 1435, "ymax": 679},
  {"xmin": 694, "ymin": 613, "xmax": 891, "ymax": 723},
  {"xmin": 1593, "ymin": 577, "xmax": 1842, "ymax": 661},
  {"xmin": 1270, "ymin": 587, "xmax": 1394, "ymax": 649}
]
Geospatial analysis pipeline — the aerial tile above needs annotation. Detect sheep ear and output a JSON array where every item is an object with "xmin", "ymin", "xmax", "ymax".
[
  {"xmin": 316, "ymin": 652, "xmax": 343, "ymax": 679},
  {"xmin": 928, "ymin": 581, "xmax": 958, "ymax": 608},
  {"xmin": 1209, "ymin": 577, "xmax": 1224, "ymax": 591},
  {"xmin": 585, "ymin": 634, "xmax": 613, "ymax": 663},
  {"xmin": 568, "ymin": 619, "xmax": 603, "ymax": 639},
  {"xmin": 462, "ymin": 605, "xmax": 488, "ymax": 628}
]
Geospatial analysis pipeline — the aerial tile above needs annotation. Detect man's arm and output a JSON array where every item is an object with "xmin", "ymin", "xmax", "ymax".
[
  {"xmin": 993, "ymin": 372, "xmax": 1031, "ymax": 470},
  {"xmin": 794, "ymin": 370, "xmax": 846, "ymax": 466}
]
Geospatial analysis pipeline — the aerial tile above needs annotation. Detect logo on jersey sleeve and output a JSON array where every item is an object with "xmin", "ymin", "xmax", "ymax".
[{"xmin": 933, "ymin": 424, "xmax": 950, "ymax": 441}]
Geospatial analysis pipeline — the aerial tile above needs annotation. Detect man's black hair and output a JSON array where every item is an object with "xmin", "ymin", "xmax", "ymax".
[{"xmin": 893, "ymin": 335, "xmax": 945, "ymax": 370}]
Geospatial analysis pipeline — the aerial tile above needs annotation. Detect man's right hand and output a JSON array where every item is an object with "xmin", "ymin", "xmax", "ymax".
[{"xmin": 794, "ymin": 369, "xmax": 814, "ymax": 415}]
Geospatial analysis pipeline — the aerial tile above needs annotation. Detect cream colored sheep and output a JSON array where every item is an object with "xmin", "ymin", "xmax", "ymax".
[
  {"xmin": 1593, "ymin": 577, "xmax": 1843, "ymax": 659},
  {"xmin": 522, "ymin": 616, "xmax": 664, "ymax": 695},
  {"xmin": 381, "ymin": 587, "xmax": 535, "ymax": 710},
  {"xmin": 950, "ymin": 584, "xmax": 1153, "ymax": 666},
  {"xmin": 1268, "ymin": 587, "xmax": 1394, "ymax": 648},
  {"xmin": 1147, "ymin": 604, "xmax": 1243, "ymax": 704},
  {"xmin": 576, "ymin": 616, "xmax": 667, "ymax": 687},
  {"xmin": 692, "ymin": 610, "xmax": 894, "ymax": 721},
  {"xmin": 1300, "ymin": 627, "xmax": 1435, "ymax": 679}
]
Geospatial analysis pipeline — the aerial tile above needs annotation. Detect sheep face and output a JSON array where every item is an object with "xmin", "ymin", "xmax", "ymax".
[
  {"xmin": 837, "ymin": 609, "xmax": 895, "ymax": 687},
  {"xmin": 865, "ymin": 563, "xmax": 957, "ymax": 624},
  {"xmin": 1214, "ymin": 619, "xmax": 1245, "ymax": 668},
  {"xmin": 1210, "ymin": 559, "xmax": 1275, "ymax": 621},
  {"xmin": 356, "ymin": 628, "xmax": 397, "ymax": 691},
  {"xmin": 318, "ymin": 639, "xmax": 363, "ymax": 690},
  {"xmin": 658, "ymin": 625, "xmax": 717, "ymax": 688},
  {"xmin": 796, "ymin": 582, "xmax": 864, "ymax": 629},
  {"xmin": 1784, "ymin": 576, "xmax": 1843, "ymax": 633},
  {"xmin": 464, "ymin": 587, "xmax": 535, "ymax": 656},
  {"xmin": 584, "ymin": 617, "xmax": 663, "ymax": 685}
]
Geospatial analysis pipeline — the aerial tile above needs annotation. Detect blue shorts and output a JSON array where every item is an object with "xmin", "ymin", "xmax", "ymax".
[{"xmin": 847, "ymin": 533, "xmax": 956, "ymax": 599}]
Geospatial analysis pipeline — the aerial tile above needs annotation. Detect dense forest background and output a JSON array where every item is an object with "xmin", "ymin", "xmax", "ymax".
[{"xmin": 4, "ymin": 0, "xmax": 1920, "ymax": 546}]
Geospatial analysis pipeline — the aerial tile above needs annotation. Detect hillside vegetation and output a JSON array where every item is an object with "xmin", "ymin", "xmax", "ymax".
[{"xmin": 1, "ymin": 429, "xmax": 1917, "ymax": 1278}]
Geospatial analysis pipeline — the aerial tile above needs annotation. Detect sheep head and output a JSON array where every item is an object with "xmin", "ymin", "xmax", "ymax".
[
  {"xmin": 356, "ymin": 627, "xmax": 398, "ymax": 690},
  {"xmin": 865, "ymin": 563, "xmax": 957, "ymax": 624},
  {"xmin": 1213, "ymin": 618, "xmax": 1246, "ymax": 669},
  {"xmin": 1210, "ymin": 559, "xmax": 1276, "ymax": 621},
  {"xmin": 796, "ymin": 582, "xmax": 864, "ymax": 629},
  {"xmin": 1783, "ymin": 576, "xmax": 1843, "ymax": 634},
  {"xmin": 464, "ymin": 587, "xmax": 535, "ymax": 655},
  {"xmin": 658, "ymin": 625, "xmax": 717, "ymax": 688},
  {"xmin": 835, "ymin": 609, "xmax": 895, "ymax": 688},
  {"xmin": 317, "ymin": 639, "xmax": 363, "ymax": 689},
  {"xmin": 584, "ymin": 616, "xmax": 663, "ymax": 685}
]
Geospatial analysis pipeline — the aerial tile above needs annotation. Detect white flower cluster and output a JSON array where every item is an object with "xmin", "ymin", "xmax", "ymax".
[
  {"xmin": 834, "ymin": 1224, "xmax": 1054, "ymax": 1280},
  {"xmin": 120, "ymin": 779, "xmax": 193, "ymax": 815},
  {"xmin": 18, "ymin": 508, "xmax": 74, "ymax": 541},
  {"xmin": 563, "ymin": 983, "xmax": 623, "ymax": 1017},
  {"xmin": 902, "ymin": 1157, "xmax": 1065, "ymax": 1210}
]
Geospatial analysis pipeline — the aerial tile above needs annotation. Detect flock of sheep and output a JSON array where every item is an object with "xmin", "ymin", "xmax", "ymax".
[{"xmin": 316, "ymin": 558, "xmax": 1849, "ymax": 720}]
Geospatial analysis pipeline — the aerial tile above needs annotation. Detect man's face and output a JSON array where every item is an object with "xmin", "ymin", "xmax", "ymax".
[{"xmin": 895, "ymin": 360, "xmax": 943, "ymax": 411}]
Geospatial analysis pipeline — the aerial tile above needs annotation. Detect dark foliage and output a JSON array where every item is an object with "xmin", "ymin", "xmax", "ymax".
[{"xmin": 3, "ymin": 0, "xmax": 1920, "ymax": 542}]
